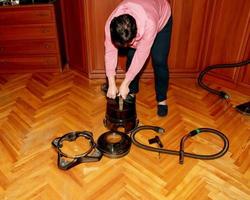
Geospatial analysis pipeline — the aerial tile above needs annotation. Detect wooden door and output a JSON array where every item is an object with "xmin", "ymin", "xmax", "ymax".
[
  {"xmin": 200, "ymin": 0, "xmax": 250, "ymax": 83},
  {"xmin": 83, "ymin": 0, "xmax": 122, "ymax": 78},
  {"xmin": 60, "ymin": 0, "xmax": 88, "ymax": 74},
  {"xmin": 168, "ymin": 0, "xmax": 212, "ymax": 77}
]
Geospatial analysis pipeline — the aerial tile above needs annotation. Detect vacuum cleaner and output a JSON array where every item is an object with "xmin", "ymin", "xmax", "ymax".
[
  {"xmin": 52, "ymin": 91, "xmax": 230, "ymax": 170},
  {"xmin": 52, "ymin": 125, "xmax": 229, "ymax": 170},
  {"xmin": 103, "ymin": 95, "xmax": 139, "ymax": 133}
]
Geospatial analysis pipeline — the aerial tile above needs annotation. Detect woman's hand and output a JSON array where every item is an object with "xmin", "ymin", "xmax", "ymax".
[
  {"xmin": 119, "ymin": 79, "xmax": 130, "ymax": 99},
  {"xmin": 107, "ymin": 84, "xmax": 118, "ymax": 99},
  {"xmin": 106, "ymin": 76, "xmax": 118, "ymax": 99}
]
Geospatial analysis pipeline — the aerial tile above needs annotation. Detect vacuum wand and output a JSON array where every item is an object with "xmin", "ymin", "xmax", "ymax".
[{"xmin": 119, "ymin": 95, "xmax": 124, "ymax": 111}]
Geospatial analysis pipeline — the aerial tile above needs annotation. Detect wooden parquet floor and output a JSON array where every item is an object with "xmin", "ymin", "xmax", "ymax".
[{"xmin": 0, "ymin": 70, "xmax": 249, "ymax": 200}]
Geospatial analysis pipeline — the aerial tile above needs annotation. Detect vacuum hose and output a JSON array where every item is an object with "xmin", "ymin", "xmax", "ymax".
[
  {"xmin": 130, "ymin": 126, "xmax": 229, "ymax": 164},
  {"xmin": 197, "ymin": 59, "xmax": 250, "ymax": 99}
]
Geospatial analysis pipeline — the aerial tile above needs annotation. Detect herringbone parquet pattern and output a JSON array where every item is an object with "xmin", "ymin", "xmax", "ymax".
[{"xmin": 0, "ymin": 71, "xmax": 249, "ymax": 200}]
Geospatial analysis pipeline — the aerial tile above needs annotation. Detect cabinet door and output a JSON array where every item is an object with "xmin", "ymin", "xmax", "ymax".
[
  {"xmin": 168, "ymin": 0, "xmax": 210, "ymax": 76},
  {"xmin": 60, "ymin": 0, "xmax": 87, "ymax": 74},
  {"xmin": 201, "ymin": 0, "xmax": 250, "ymax": 82},
  {"xmin": 83, "ymin": 0, "xmax": 122, "ymax": 78}
]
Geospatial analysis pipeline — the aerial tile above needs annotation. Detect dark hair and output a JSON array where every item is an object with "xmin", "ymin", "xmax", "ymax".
[{"xmin": 110, "ymin": 14, "xmax": 137, "ymax": 48}]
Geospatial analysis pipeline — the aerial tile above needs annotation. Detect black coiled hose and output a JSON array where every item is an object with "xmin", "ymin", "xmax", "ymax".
[
  {"xmin": 130, "ymin": 126, "xmax": 229, "ymax": 164},
  {"xmin": 197, "ymin": 59, "xmax": 250, "ymax": 99}
]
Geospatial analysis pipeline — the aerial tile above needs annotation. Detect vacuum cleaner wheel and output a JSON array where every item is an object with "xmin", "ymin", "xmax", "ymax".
[{"xmin": 97, "ymin": 131, "xmax": 132, "ymax": 158}]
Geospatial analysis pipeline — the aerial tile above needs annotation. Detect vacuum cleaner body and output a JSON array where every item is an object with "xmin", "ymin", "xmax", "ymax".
[{"xmin": 104, "ymin": 96, "xmax": 138, "ymax": 133}]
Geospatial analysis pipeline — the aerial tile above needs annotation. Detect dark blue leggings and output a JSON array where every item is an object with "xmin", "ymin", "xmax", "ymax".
[{"xmin": 126, "ymin": 17, "xmax": 172, "ymax": 102}]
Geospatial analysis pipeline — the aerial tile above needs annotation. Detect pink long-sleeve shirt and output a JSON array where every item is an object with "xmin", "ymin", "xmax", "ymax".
[{"xmin": 105, "ymin": 0, "xmax": 171, "ymax": 81}]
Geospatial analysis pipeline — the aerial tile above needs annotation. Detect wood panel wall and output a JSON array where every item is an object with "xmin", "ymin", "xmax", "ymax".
[
  {"xmin": 60, "ymin": 0, "xmax": 250, "ymax": 93},
  {"xmin": 201, "ymin": 0, "xmax": 250, "ymax": 81}
]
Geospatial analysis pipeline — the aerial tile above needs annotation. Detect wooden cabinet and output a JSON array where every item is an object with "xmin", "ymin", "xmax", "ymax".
[{"xmin": 0, "ymin": 4, "xmax": 64, "ymax": 73}]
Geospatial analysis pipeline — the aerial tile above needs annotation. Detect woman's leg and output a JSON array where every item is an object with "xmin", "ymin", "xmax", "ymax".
[{"xmin": 151, "ymin": 17, "xmax": 172, "ymax": 103}]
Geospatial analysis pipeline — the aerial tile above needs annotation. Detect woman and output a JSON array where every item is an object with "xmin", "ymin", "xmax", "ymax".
[{"xmin": 104, "ymin": 0, "xmax": 172, "ymax": 117}]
